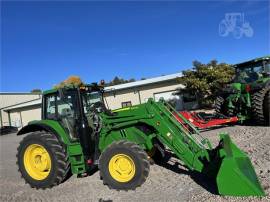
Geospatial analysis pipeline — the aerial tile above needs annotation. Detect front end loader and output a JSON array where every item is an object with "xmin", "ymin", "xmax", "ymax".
[
  {"xmin": 16, "ymin": 83, "xmax": 265, "ymax": 196},
  {"xmin": 215, "ymin": 56, "xmax": 270, "ymax": 125}
]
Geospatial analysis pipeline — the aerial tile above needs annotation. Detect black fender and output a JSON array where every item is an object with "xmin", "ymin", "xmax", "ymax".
[
  {"xmin": 17, "ymin": 123, "xmax": 65, "ymax": 144},
  {"xmin": 18, "ymin": 123, "xmax": 55, "ymax": 135}
]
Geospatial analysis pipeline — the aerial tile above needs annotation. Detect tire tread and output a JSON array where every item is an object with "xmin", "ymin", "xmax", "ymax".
[{"xmin": 17, "ymin": 131, "xmax": 70, "ymax": 189}]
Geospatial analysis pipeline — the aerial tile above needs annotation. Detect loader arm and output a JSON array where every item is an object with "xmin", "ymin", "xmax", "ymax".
[
  {"xmin": 143, "ymin": 99, "xmax": 212, "ymax": 172},
  {"xmin": 99, "ymin": 99, "xmax": 212, "ymax": 171}
]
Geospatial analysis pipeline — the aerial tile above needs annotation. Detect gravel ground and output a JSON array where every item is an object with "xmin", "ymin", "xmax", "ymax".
[{"xmin": 0, "ymin": 125, "xmax": 269, "ymax": 202}]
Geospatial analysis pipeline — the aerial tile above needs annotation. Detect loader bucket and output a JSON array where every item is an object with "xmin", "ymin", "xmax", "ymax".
[{"xmin": 212, "ymin": 134, "xmax": 265, "ymax": 196}]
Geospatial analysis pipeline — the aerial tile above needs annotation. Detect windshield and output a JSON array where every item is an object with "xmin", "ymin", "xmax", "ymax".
[
  {"xmin": 233, "ymin": 62, "xmax": 269, "ymax": 83},
  {"xmin": 81, "ymin": 91, "xmax": 103, "ymax": 114}
]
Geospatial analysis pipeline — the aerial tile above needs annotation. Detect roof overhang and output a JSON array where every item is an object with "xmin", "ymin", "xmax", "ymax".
[
  {"xmin": 3, "ymin": 99, "xmax": 42, "ymax": 111},
  {"xmin": 104, "ymin": 72, "xmax": 183, "ymax": 92}
]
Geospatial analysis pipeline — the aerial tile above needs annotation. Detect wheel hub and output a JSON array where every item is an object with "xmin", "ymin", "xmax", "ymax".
[
  {"xmin": 109, "ymin": 154, "xmax": 135, "ymax": 182},
  {"xmin": 23, "ymin": 144, "xmax": 51, "ymax": 180}
]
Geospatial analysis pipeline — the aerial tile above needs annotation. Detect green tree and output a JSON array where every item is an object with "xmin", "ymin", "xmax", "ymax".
[
  {"xmin": 53, "ymin": 75, "xmax": 84, "ymax": 89},
  {"xmin": 177, "ymin": 60, "xmax": 235, "ymax": 107},
  {"xmin": 105, "ymin": 77, "xmax": 136, "ymax": 86},
  {"xmin": 112, "ymin": 76, "xmax": 122, "ymax": 85},
  {"xmin": 31, "ymin": 89, "xmax": 42, "ymax": 94},
  {"xmin": 128, "ymin": 78, "xmax": 136, "ymax": 82}
]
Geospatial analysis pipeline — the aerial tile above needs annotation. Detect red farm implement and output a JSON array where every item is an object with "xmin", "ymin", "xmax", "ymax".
[{"xmin": 174, "ymin": 111, "xmax": 238, "ymax": 129}]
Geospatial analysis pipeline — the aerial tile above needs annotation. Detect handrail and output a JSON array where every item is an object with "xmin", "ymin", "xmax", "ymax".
[{"xmin": 154, "ymin": 99, "xmax": 212, "ymax": 150}]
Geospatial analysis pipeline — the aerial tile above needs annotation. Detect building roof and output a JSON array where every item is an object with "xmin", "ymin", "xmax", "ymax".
[
  {"xmin": 0, "ymin": 92, "xmax": 41, "ymax": 95},
  {"xmin": 3, "ymin": 98, "xmax": 42, "ymax": 111},
  {"xmin": 104, "ymin": 72, "xmax": 182, "ymax": 91}
]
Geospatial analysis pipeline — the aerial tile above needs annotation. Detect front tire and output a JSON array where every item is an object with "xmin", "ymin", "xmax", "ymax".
[
  {"xmin": 99, "ymin": 140, "xmax": 150, "ymax": 190},
  {"xmin": 17, "ymin": 131, "xmax": 70, "ymax": 189}
]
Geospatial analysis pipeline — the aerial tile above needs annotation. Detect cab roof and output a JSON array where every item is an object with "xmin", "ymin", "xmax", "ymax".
[
  {"xmin": 42, "ymin": 83, "xmax": 103, "ymax": 95},
  {"xmin": 234, "ymin": 55, "xmax": 270, "ymax": 68}
]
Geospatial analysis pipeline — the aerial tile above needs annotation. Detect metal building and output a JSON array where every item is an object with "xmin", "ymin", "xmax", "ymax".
[{"xmin": 0, "ymin": 93, "xmax": 41, "ymax": 127}]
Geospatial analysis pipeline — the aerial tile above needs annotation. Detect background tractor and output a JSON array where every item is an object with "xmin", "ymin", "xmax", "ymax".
[
  {"xmin": 16, "ymin": 83, "xmax": 265, "ymax": 196},
  {"xmin": 215, "ymin": 56, "xmax": 270, "ymax": 125}
]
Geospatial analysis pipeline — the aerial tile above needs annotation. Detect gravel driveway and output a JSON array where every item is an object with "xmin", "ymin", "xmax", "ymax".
[{"xmin": 0, "ymin": 125, "xmax": 269, "ymax": 202}]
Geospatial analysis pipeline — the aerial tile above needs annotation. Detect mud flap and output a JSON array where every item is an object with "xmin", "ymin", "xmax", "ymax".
[{"xmin": 215, "ymin": 134, "xmax": 265, "ymax": 196}]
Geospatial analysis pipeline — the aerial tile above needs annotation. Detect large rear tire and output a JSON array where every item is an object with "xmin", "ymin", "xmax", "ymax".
[
  {"xmin": 252, "ymin": 86, "xmax": 270, "ymax": 126},
  {"xmin": 17, "ymin": 131, "xmax": 70, "ymax": 189},
  {"xmin": 99, "ymin": 140, "xmax": 150, "ymax": 190},
  {"xmin": 263, "ymin": 89, "xmax": 270, "ymax": 126}
]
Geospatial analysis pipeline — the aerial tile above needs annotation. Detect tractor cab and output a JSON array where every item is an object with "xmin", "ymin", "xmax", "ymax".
[
  {"xmin": 42, "ymin": 83, "xmax": 106, "ymax": 160},
  {"xmin": 233, "ymin": 56, "xmax": 270, "ymax": 84}
]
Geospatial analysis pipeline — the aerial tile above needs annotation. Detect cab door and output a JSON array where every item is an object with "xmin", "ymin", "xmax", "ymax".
[{"xmin": 44, "ymin": 91, "xmax": 80, "ymax": 139}]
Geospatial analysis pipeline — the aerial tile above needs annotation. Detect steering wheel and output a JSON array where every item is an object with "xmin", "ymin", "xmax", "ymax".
[
  {"xmin": 87, "ymin": 102, "xmax": 104, "ymax": 113},
  {"xmin": 89, "ymin": 101, "xmax": 115, "ymax": 115}
]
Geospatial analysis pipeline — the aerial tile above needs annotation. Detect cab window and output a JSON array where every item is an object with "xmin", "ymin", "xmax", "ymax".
[
  {"xmin": 57, "ymin": 95, "xmax": 75, "ymax": 118},
  {"xmin": 45, "ymin": 95, "xmax": 56, "ymax": 119},
  {"xmin": 44, "ymin": 91, "xmax": 79, "ymax": 120}
]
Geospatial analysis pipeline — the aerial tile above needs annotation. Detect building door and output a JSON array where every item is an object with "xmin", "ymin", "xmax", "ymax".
[
  {"xmin": 10, "ymin": 112, "xmax": 22, "ymax": 128},
  {"xmin": 21, "ymin": 107, "xmax": 41, "ymax": 127}
]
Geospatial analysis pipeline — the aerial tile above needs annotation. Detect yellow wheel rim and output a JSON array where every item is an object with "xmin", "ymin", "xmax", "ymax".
[
  {"xmin": 108, "ymin": 154, "xmax": 135, "ymax": 182},
  {"xmin": 23, "ymin": 144, "xmax": 51, "ymax": 180}
]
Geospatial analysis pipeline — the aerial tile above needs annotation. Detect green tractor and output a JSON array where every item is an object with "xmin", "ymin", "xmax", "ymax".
[
  {"xmin": 17, "ymin": 83, "xmax": 265, "ymax": 196},
  {"xmin": 215, "ymin": 56, "xmax": 270, "ymax": 125}
]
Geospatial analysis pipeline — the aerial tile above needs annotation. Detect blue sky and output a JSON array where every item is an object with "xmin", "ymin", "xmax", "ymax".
[{"xmin": 1, "ymin": 1, "xmax": 269, "ymax": 92}]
